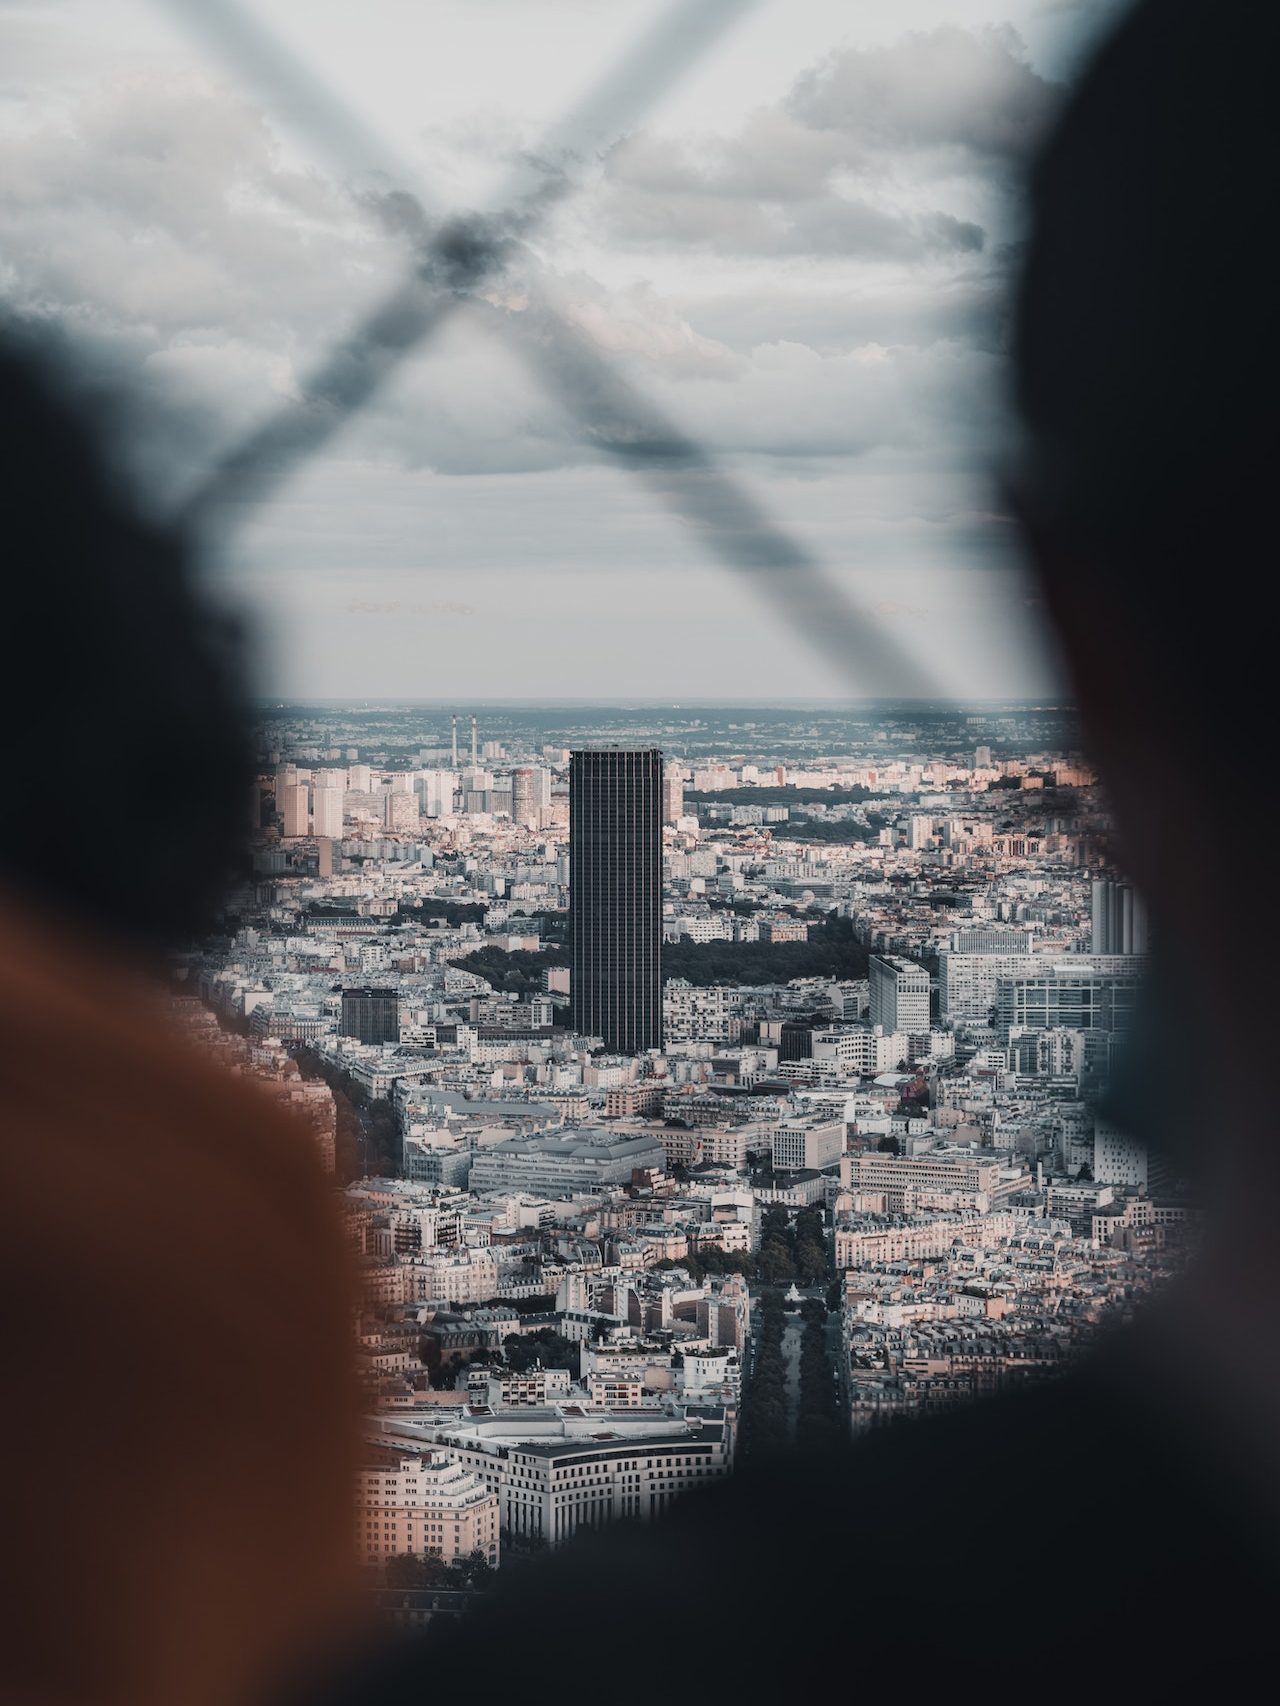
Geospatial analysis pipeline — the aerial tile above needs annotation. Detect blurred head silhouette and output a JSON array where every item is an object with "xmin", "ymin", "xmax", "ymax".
[
  {"xmin": 1013, "ymin": 0, "xmax": 1275, "ymax": 1221},
  {"xmin": 0, "ymin": 337, "xmax": 251, "ymax": 956},
  {"xmin": 0, "ymin": 344, "xmax": 360, "ymax": 1706}
]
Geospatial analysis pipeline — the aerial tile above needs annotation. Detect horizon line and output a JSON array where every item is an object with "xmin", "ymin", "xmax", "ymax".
[{"xmin": 252, "ymin": 695, "xmax": 1077, "ymax": 709}]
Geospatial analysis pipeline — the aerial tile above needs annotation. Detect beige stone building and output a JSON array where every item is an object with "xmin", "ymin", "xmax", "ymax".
[{"xmin": 357, "ymin": 1453, "xmax": 499, "ymax": 1567}]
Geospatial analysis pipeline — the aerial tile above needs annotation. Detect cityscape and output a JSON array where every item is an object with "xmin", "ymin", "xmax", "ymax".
[{"xmin": 178, "ymin": 696, "xmax": 1183, "ymax": 1606}]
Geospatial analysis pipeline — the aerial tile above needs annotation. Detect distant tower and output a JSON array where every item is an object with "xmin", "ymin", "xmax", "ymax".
[
  {"xmin": 280, "ymin": 783, "xmax": 309, "ymax": 839},
  {"xmin": 570, "ymin": 749, "xmax": 663, "ymax": 1053},
  {"xmin": 662, "ymin": 762, "xmax": 684, "ymax": 824},
  {"xmin": 451, "ymin": 714, "xmax": 458, "ymax": 767},
  {"xmin": 471, "ymin": 715, "xmax": 478, "ymax": 766},
  {"xmin": 311, "ymin": 783, "xmax": 343, "ymax": 839},
  {"xmin": 513, "ymin": 766, "xmax": 550, "ymax": 829}
]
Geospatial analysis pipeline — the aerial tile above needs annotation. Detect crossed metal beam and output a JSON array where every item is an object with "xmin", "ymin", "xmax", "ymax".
[{"xmin": 160, "ymin": 0, "xmax": 941, "ymax": 698}]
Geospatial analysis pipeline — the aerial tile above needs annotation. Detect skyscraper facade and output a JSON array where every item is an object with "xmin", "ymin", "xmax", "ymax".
[
  {"xmin": 570, "ymin": 748, "xmax": 663, "ymax": 1054},
  {"xmin": 1091, "ymin": 880, "xmax": 1149, "ymax": 954}
]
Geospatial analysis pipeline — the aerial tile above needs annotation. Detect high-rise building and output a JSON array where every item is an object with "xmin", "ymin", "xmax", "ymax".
[
  {"xmin": 417, "ymin": 769, "xmax": 456, "ymax": 818},
  {"xmin": 513, "ymin": 766, "xmax": 552, "ymax": 828},
  {"xmin": 1091, "ymin": 880, "xmax": 1149, "ymax": 954},
  {"xmin": 384, "ymin": 791, "xmax": 419, "ymax": 831},
  {"xmin": 312, "ymin": 785, "xmax": 343, "ymax": 839},
  {"xmin": 868, "ymin": 954, "xmax": 930, "ymax": 1035},
  {"xmin": 340, "ymin": 986, "xmax": 400, "ymax": 1045},
  {"xmin": 570, "ymin": 748, "xmax": 663, "ymax": 1053},
  {"xmin": 460, "ymin": 768, "xmax": 493, "ymax": 816},
  {"xmin": 662, "ymin": 762, "xmax": 684, "ymax": 824},
  {"xmin": 280, "ymin": 783, "xmax": 309, "ymax": 839}
]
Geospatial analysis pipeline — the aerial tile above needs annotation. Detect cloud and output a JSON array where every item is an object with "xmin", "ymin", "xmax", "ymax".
[
  {"xmin": 0, "ymin": 73, "xmax": 403, "ymax": 490},
  {"xmin": 4, "ymin": 67, "xmax": 995, "ymax": 490},
  {"xmin": 788, "ymin": 25, "xmax": 1058, "ymax": 159},
  {"xmin": 597, "ymin": 25, "xmax": 1056, "ymax": 261},
  {"xmin": 0, "ymin": 28, "xmax": 1029, "ymax": 530},
  {"xmin": 640, "ymin": 336, "xmax": 1004, "ymax": 463},
  {"xmin": 556, "ymin": 277, "xmax": 740, "ymax": 379},
  {"xmin": 600, "ymin": 121, "xmax": 987, "ymax": 263}
]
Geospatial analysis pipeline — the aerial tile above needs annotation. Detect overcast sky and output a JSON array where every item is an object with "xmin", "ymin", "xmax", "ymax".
[{"xmin": 1, "ymin": 0, "xmax": 1125, "ymax": 701}]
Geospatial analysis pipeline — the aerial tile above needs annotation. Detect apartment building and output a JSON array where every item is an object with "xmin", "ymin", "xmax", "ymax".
[{"xmin": 356, "ymin": 1454, "xmax": 499, "ymax": 1566}]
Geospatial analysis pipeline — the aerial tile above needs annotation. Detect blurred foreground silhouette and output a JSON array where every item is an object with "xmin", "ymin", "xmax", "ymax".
[{"xmin": 0, "ymin": 351, "xmax": 363, "ymax": 1706}]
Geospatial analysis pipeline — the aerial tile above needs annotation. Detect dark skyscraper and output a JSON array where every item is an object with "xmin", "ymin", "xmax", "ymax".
[{"xmin": 570, "ymin": 748, "xmax": 663, "ymax": 1054}]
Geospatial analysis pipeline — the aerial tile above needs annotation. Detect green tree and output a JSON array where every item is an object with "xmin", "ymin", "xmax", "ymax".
[
  {"xmin": 757, "ymin": 1239, "xmax": 795, "ymax": 1287},
  {"xmin": 502, "ymin": 1329, "xmax": 580, "ymax": 1378},
  {"xmin": 384, "ymin": 1554, "xmax": 422, "ymax": 1588}
]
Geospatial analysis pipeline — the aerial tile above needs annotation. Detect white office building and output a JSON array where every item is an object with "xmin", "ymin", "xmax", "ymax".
[
  {"xmin": 388, "ymin": 1408, "xmax": 732, "ymax": 1548},
  {"xmin": 939, "ymin": 950, "xmax": 1037, "ymax": 1026},
  {"xmin": 772, "ymin": 1116, "xmax": 844, "ymax": 1173},
  {"xmin": 869, "ymin": 955, "xmax": 930, "ymax": 1035}
]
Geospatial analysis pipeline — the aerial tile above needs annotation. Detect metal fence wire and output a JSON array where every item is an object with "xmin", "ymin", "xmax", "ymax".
[{"xmin": 160, "ymin": 0, "xmax": 949, "ymax": 700}]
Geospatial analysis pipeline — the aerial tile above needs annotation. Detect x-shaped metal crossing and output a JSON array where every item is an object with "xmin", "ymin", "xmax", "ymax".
[{"xmin": 160, "ymin": 0, "xmax": 942, "ymax": 698}]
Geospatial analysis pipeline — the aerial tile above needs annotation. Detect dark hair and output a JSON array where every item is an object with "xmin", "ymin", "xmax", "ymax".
[
  {"xmin": 1014, "ymin": 0, "xmax": 1272, "ymax": 569},
  {"xmin": 2, "ymin": 343, "xmax": 252, "ymax": 951}
]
